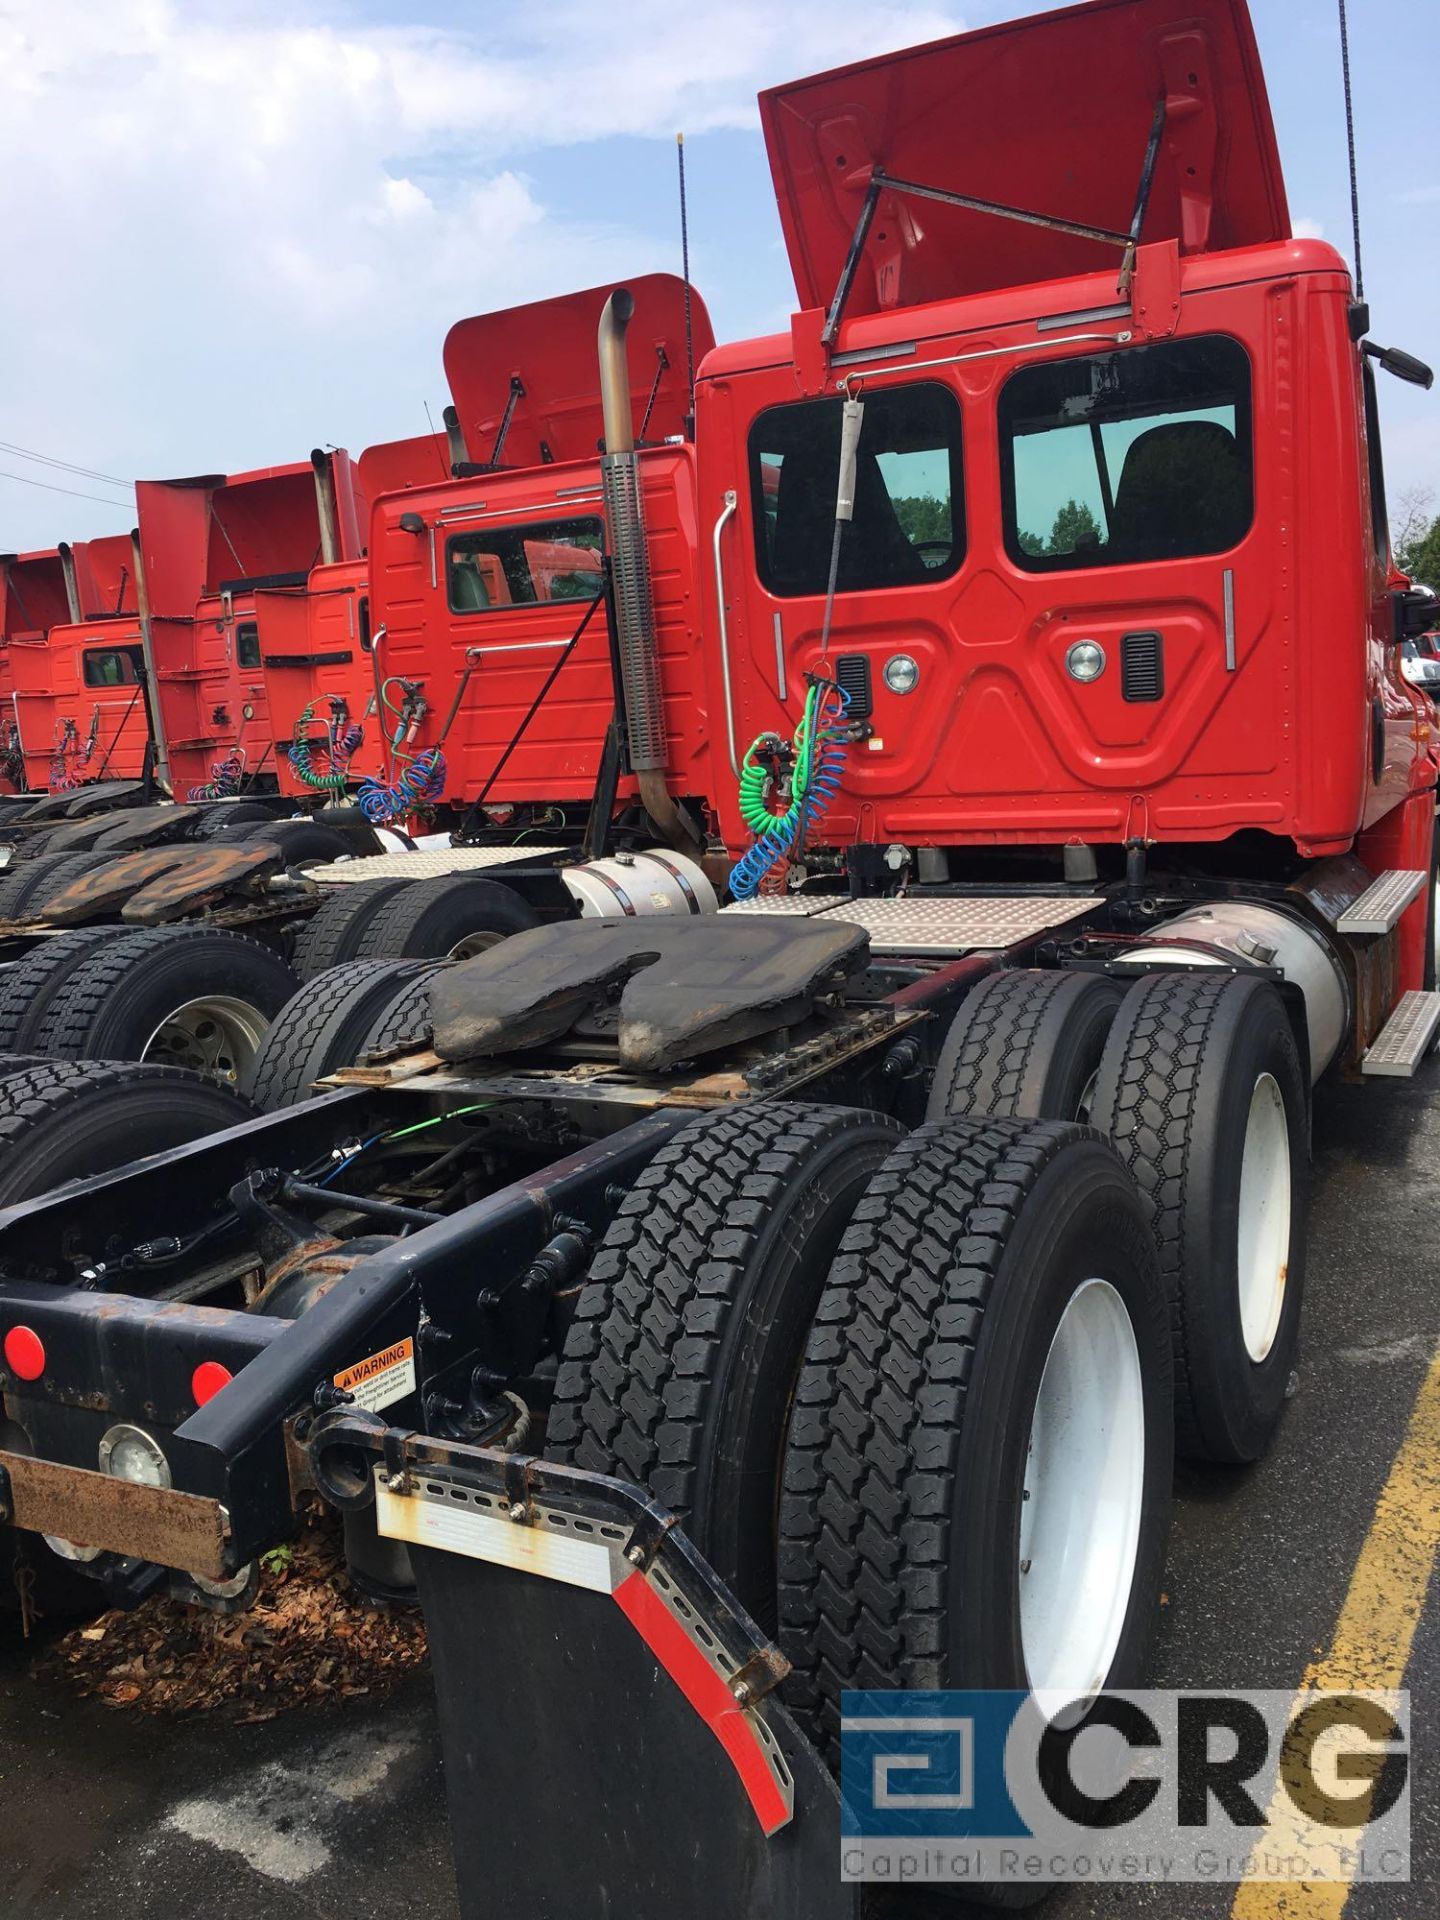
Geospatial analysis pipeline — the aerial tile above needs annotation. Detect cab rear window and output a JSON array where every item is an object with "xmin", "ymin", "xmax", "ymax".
[
  {"xmin": 82, "ymin": 646, "xmax": 144, "ymax": 687},
  {"xmin": 236, "ymin": 621, "xmax": 261, "ymax": 668},
  {"xmin": 749, "ymin": 382, "xmax": 964, "ymax": 597},
  {"xmin": 999, "ymin": 335, "xmax": 1253, "ymax": 571},
  {"xmin": 446, "ymin": 517, "xmax": 605, "ymax": 615}
]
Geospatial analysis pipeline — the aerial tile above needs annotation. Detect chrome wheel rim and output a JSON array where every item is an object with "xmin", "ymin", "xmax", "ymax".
[{"xmin": 142, "ymin": 995, "xmax": 270, "ymax": 1081}]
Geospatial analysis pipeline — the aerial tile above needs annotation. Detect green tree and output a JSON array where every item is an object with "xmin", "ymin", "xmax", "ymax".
[
  {"xmin": 891, "ymin": 494, "xmax": 951, "ymax": 548},
  {"xmin": 1394, "ymin": 488, "xmax": 1440, "ymax": 589},
  {"xmin": 1047, "ymin": 497, "xmax": 1102, "ymax": 554}
]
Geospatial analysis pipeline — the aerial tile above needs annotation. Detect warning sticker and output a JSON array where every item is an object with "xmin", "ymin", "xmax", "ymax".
[{"xmin": 334, "ymin": 1337, "xmax": 416, "ymax": 1413}]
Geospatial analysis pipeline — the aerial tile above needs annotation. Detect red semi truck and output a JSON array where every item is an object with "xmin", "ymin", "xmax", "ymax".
[
  {"xmin": 0, "ymin": 6, "xmax": 1436, "ymax": 1918},
  {"xmin": 134, "ymin": 451, "xmax": 365, "ymax": 799},
  {"xmin": 262, "ymin": 279, "xmax": 714, "ymax": 833},
  {"xmin": 259, "ymin": 437, "xmax": 443, "ymax": 805},
  {"xmin": 4, "ymin": 537, "xmax": 150, "ymax": 791}
]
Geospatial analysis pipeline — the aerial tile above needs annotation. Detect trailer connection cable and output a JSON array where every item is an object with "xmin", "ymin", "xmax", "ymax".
[
  {"xmin": 187, "ymin": 748, "xmax": 249, "ymax": 801},
  {"xmin": 49, "ymin": 717, "xmax": 82, "ymax": 791},
  {"xmin": 287, "ymin": 698, "xmax": 363, "ymax": 795},
  {"xmin": 354, "ymin": 677, "xmax": 446, "ymax": 824},
  {"xmin": 356, "ymin": 748, "xmax": 447, "ymax": 826},
  {"xmin": 728, "ymin": 676, "xmax": 850, "ymax": 899}
]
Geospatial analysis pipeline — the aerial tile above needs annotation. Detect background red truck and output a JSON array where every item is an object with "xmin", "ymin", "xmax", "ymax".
[
  {"xmin": 5, "ymin": 536, "xmax": 148, "ymax": 790},
  {"xmin": 135, "ymin": 450, "xmax": 364, "ymax": 798}
]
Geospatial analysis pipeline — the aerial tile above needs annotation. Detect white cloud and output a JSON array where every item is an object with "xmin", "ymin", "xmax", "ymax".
[
  {"xmin": 0, "ymin": 0, "xmax": 961, "ymax": 546},
  {"xmin": 1292, "ymin": 215, "xmax": 1325, "ymax": 239}
]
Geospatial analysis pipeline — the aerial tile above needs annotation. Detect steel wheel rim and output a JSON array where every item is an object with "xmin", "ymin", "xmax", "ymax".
[
  {"xmin": 447, "ymin": 930, "xmax": 506, "ymax": 961},
  {"xmin": 1019, "ymin": 1277, "xmax": 1146, "ymax": 1713},
  {"xmin": 142, "ymin": 995, "xmax": 270, "ymax": 1081},
  {"xmin": 1236, "ymin": 1071, "xmax": 1291, "ymax": 1363}
]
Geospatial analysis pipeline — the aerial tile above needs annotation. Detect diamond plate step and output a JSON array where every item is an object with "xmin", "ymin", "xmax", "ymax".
[
  {"xmin": 724, "ymin": 892, "xmax": 1103, "ymax": 953},
  {"xmin": 303, "ymin": 846, "xmax": 564, "ymax": 884},
  {"xmin": 1362, "ymin": 989, "xmax": 1440, "ymax": 1077},
  {"xmin": 1336, "ymin": 869, "xmax": 1428, "ymax": 936}
]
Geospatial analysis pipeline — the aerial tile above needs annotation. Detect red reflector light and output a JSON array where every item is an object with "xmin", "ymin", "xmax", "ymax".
[
  {"xmin": 191, "ymin": 1360, "xmax": 233, "ymax": 1406},
  {"xmin": 3, "ymin": 1325, "xmax": 46, "ymax": 1382}
]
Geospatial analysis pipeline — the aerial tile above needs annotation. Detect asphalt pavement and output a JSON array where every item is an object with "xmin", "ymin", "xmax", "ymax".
[{"xmin": 3, "ymin": 1056, "xmax": 1438, "ymax": 1920}]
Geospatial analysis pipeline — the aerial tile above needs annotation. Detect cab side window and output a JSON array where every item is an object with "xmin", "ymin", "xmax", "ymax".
[
  {"xmin": 1000, "ymin": 335, "xmax": 1254, "ymax": 571},
  {"xmin": 236, "ymin": 621, "xmax": 261, "ymax": 668},
  {"xmin": 82, "ymin": 646, "xmax": 144, "ymax": 687},
  {"xmin": 749, "ymin": 383, "xmax": 964, "ymax": 598},
  {"xmin": 446, "ymin": 517, "xmax": 605, "ymax": 615}
]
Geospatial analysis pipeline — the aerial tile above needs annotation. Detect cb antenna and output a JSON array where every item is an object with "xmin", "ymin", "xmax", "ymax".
[
  {"xmin": 677, "ymin": 132, "xmax": 696, "ymax": 437},
  {"xmin": 423, "ymin": 400, "xmax": 449, "ymax": 481},
  {"xmin": 1337, "ymin": 0, "xmax": 1363, "ymax": 299}
]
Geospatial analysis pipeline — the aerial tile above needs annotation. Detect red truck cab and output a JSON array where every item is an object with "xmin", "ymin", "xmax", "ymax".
[
  {"xmin": 135, "ymin": 451, "xmax": 364, "ymax": 797},
  {"xmin": 365, "ymin": 277, "xmax": 714, "ymax": 829},
  {"xmin": 6, "ymin": 537, "xmax": 148, "ymax": 789},
  {"xmin": 696, "ymin": 0, "xmax": 1436, "ymax": 986}
]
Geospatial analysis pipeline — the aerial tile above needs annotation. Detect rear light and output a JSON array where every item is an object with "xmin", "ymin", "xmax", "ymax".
[
  {"xmin": 98, "ymin": 1423, "xmax": 171, "ymax": 1489},
  {"xmin": 192, "ymin": 1361, "xmax": 233, "ymax": 1406},
  {"xmin": 3, "ymin": 1325, "xmax": 45, "ymax": 1381}
]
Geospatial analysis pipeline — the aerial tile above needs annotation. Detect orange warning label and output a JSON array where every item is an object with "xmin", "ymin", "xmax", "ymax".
[{"xmin": 334, "ymin": 1336, "xmax": 416, "ymax": 1412}]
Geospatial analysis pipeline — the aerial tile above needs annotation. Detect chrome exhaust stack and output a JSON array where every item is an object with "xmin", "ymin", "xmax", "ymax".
[
  {"xmin": 130, "ymin": 527, "xmax": 171, "ymax": 789},
  {"xmin": 57, "ymin": 542, "xmax": 82, "ymax": 623},
  {"xmin": 310, "ymin": 449, "xmax": 341, "ymax": 566},
  {"xmin": 597, "ymin": 288, "xmax": 699, "ymax": 851}
]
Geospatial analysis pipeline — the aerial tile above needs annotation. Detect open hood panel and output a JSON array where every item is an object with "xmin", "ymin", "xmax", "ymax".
[
  {"xmin": 358, "ymin": 434, "xmax": 450, "ymax": 500},
  {"xmin": 760, "ymin": 0, "xmax": 1289, "ymax": 316},
  {"xmin": 443, "ymin": 274, "xmax": 714, "ymax": 469}
]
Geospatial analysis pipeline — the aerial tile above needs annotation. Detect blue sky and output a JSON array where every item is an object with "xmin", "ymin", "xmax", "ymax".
[{"xmin": 1, "ymin": 0, "xmax": 1435, "ymax": 552}]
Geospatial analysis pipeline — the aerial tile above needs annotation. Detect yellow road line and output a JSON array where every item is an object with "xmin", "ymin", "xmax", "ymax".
[{"xmin": 1230, "ymin": 1340, "xmax": 1440, "ymax": 1919}]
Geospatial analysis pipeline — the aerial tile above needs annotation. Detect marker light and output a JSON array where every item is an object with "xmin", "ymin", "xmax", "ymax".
[
  {"xmin": 98, "ymin": 1423, "xmax": 172, "ymax": 1490},
  {"xmin": 1066, "ymin": 640, "xmax": 1106, "ymax": 683},
  {"xmin": 192, "ymin": 1361, "xmax": 233, "ymax": 1407},
  {"xmin": 883, "ymin": 652, "xmax": 920, "ymax": 694},
  {"xmin": 3, "ymin": 1325, "xmax": 45, "ymax": 1381}
]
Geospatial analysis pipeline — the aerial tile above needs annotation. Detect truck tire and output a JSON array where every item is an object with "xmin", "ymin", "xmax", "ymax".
[
  {"xmin": 0, "ymin": 929, "xmax": 117, "ymax": 1052},
  {"xmin": 291, "ymin": 880, "xmax": 412, "ymax": 981},
  {"xmin": 1089, "ymin": 971, "xmax": 1308, "ymax": 1464},
  {"xmin": 359, "ymin": 962, "xmax": 452, "ymax": 1056},
  {"xmin": 191, "ymin": 802, "xmax": 284, "ymax": 840},
  {"xmin": 30, "ymin": 927, "xmax": 298, "ymax": 1081},
  {"xmin": 926, "ymin": 968, "xmax": 1122, "ymax": 1123},
  {"xmin": 777, "ymin": 1117, "xmax": 1171, "ymax": 1776},
  {"xmin": 252, "ymin": 819, "xmax": 352, "ymax": 866},
  {"xmin": 242, "ymin": 959, "xmax": 431, "ymax": 1109},
  {"xmin": 352, "ymin": 875, "xmax": 540, "ymax": 964},
  {"xmin": 548, "ymin": 1102, "xmax": 904, "ymax": 1624},
  {"xmin": 0, "ymin": 1058, "xmax": 256, "ymax": 1203}
]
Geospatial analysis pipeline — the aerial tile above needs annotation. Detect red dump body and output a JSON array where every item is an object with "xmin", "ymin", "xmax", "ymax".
[
  {"xmin": 693, "ymin": 0, "xmax": 1434, "ymax": 984},
  {"xmin": 7, "ymin": 537, "xmax": 148, "ymax": 790},
  {"xmin": 136, "ymin": 455, "xmax": 363, "ymax": 797}
]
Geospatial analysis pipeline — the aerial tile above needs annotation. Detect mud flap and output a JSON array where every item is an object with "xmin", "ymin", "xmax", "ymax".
[{"xmin": 312, "ymin": 1416, "xmax": 854, "ymax": 1920}]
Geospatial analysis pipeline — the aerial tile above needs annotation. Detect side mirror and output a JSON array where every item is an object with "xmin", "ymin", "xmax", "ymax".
[
  {"xmin": 1393, "ymin": 585, "xmax": 1439, "ymax": 642},
  {"xmin": 1364, "ymin": 340, "xmax": 1435, "ymax": 389}
]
